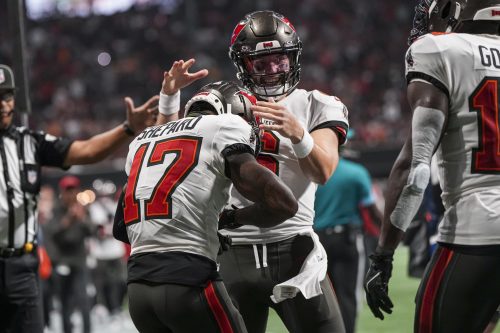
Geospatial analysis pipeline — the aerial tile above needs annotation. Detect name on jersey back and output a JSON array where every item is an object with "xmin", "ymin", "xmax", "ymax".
[
  {"xmin": 136, "ymin": 117, "xmax": 202, "ymax": 141},
  {"xmin": 476, "ymin": 45, "xmax": 500, "ymax": 70}
]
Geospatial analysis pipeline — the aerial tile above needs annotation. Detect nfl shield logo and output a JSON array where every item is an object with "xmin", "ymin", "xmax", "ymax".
[
  {"xmin": 28, "ymin": 170, "xmax": 38, "ymax": 184},
  {"xmin": 0, "ymin": 69, "xmax": 5, "ymax": 84}
]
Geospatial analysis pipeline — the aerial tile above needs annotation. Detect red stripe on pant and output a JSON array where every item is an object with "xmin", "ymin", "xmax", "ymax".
[
  {"xmin": 418, "ymin": 247, "xmax": 454, "ymax": 333},
  {"xmin": 204, "ymin": 281, "xmax": 234, "ymax": 333}
]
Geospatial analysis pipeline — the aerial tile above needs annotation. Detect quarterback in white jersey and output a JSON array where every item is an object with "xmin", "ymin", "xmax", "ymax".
[
  {"xmin": 225, "ymin": 88, "xmax": 349, "ymax": 244},
  {"xmin": 114, "ymin": 81, "xmax": 297, "ymax": 333},
  {"xmin": 219, "ymin": 10, "xmax": 348, "ymax": 333},
  {"xmin": 365, "ymin": 1, "xmax": 500, "ymax": 332}
]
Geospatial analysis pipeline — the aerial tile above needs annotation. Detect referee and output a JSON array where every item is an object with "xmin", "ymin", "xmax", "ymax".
[{"xmin": 0, "ymin": 64, "xmax": 157, "ymax": 333}]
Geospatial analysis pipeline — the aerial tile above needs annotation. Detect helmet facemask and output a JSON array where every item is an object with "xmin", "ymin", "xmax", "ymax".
[
  {"xmin": 236, "ymin": 50, "xmax": 301, "ymax": 99},
  {"xmin": 229, "ymin": 11, "xmax": 302, "ymax": 99}
]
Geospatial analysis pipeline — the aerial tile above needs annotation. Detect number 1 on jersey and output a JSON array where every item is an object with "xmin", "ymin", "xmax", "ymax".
[
  {"xmin": 470, "ymin": 78, "xmax": 500, "ymax": 173},
  {"xmin": 123, "ymin": 136, "xmax": 203, "ymax": 224}
]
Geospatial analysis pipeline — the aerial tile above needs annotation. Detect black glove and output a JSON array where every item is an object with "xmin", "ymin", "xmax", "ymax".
[
  {"xmin": 217, "ymin": 232, "xmax": 232, "ymax": 255},
  {"xmin": 364, "ymin": 248, "xmax": 394, "ymax": 320},
  {"xmin": 218, "ymin": 205, "xmax": 243, "ymax": 230}
]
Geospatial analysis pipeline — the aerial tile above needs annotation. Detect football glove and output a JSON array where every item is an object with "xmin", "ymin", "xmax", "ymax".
[
  {"xmin": 364, "ymin": 249, "xmax": 394, "ymax": 320},
  {"xmin": 217, "ymin": 232, "xmax": 232, "ymax": 255},
  {"xmin": 218, "ymin": 205, "xmax": 243, "ymax": 230}
]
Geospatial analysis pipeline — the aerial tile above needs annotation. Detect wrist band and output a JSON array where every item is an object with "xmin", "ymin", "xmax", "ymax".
[
  {"xmin": 122, "ymin": 121, "xmax": 135, "ymax": 137},
  {"xmin": 159, "ymin": 90, "xmax": 180, "ymax": 116},
  {"xmin": 292, "ymin": 129, "xmax": 314, "ymax": 158}
]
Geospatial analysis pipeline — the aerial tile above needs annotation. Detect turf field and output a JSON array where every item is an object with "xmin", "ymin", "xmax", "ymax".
[{"xmin": 265, "ymin": 247, "xmax": 500, "ymax": 333}]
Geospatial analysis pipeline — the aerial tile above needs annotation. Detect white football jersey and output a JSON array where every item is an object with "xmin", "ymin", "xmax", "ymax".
[
  {"xmin": 406, "ymin": 33, "xmax": 500, "ymax": 245},
  {"xmin": 124, "ymin": 114, "xmax": 256, "ymax": 261},
  {"xmin": 222, "ymin": 88, "xmax": 349, "ymax": 244}
]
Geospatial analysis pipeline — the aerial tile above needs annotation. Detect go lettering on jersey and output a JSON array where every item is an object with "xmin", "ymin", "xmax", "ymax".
[
  {"xmin": 478, "ymin": 45, "xmax": 500, "ymax": 69},
  {"xmin": 469, "ymin": 77, "xmax": 500, "ymax": 173},
  {"xmin": 124, "ymin": 136, "xmax": 203, "ymax": 224},
  {"xmin": 257, "ymin": 130, "xmax": 280, "ymax": 175}
]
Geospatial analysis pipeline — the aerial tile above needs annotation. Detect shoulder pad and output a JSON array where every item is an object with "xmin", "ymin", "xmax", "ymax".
[{"xmin": 311, "ymin": 90, "xmax": 345, "ymax": 108}]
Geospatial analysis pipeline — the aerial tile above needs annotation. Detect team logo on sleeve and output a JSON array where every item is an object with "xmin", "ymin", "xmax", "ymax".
[
  {"xmin": 406, "ymin": 50, "xmax": 415, "ymax": 68},
  {"xmin": 342, "ymin": 106, "xmax": 349, "ymax": 119}
]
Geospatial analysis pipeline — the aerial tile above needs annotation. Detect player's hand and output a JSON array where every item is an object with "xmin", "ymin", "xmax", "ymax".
[
  {"xmin": 217, "ymin": 232, "xmax": 232, "ymax": 255},
  {"xmin": 364, "ymin": 249, "xmax": 394, "ymax": 320},
  {"xmin": 252, "ymin": 98, "xmax": 304, "ymax": 143},
  {"xmin": 161, "ymin": 58, "xmax": 209, "ymax": 95},
  {"xmin": 124, "ymin": 95, "xmax": 160, "ymax": 133},
  {"xmin": 218, "ymin": 205, "xmax": 243, "ymax": 230}
]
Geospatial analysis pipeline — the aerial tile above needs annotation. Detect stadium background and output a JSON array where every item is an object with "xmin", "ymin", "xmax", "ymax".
[{"xmin": 2, "ymin": 1, "xmax": 495, "ymax": 332}]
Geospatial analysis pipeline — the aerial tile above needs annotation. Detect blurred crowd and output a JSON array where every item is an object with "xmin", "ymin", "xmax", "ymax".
[
  {"xmin": 38, "ymin": 177, "xmax": 131, "ymax": 332},
  {"xmin": 0, "ymin": 0, "xmax": 415, "ymax": 152}
]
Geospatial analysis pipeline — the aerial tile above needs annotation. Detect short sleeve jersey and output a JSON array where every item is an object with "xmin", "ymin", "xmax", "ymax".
[
  {"xmin": 124, "ymin": 114, "xmax": 255, "ymax": 261},
  {"xmin": 406, "ymin": 33, "xmax": 500, "ymax": 245},
  {"xmin": 222, "ymin": 88, "xmax": 349, "ymax": 244}
]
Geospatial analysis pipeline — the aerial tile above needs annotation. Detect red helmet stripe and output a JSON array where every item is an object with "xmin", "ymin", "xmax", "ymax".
[
  {"xmin": 236, "ymin": 91, "xmax": 257, "ymax": 105},
  {"xmin": 230, "ymin": 22, "xmax": 247, "ymax": 46},
  {"xmin": 280, "ymin": 17, "xmax": 296, "ymax": 32}
]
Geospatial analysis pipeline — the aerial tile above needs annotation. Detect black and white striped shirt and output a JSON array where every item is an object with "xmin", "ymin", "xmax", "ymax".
[{"xmin": 0, "ymin": 125, "xmax": 72, "ymax": 248}]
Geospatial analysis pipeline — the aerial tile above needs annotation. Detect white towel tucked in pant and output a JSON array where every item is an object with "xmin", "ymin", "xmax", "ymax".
[{"xmin": 271, "ymin": 230, "xmax": 328, "ymax": 303}]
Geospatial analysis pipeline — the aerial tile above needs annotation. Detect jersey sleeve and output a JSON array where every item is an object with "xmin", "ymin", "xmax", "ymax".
[
  {"xmin": 212, "ymin": 114, "xmax": 256, "ymax": 177},
  {"xmin": 308, "ymin": 90, "xmax": 349, "ymax": 145},
  {"xmin": 125, "ymin": 139, "xmax": 138, "ymax": 176},
  {"xmin": 405, "ymin": 34, "xmax": 449, "ymax": 97},
  {"xmin": 35, "ymin": 131, "xmax": 73, "ymax": 168}
]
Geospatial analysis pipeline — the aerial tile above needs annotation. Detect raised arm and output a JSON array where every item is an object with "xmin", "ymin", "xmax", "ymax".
[
  {"xmin": 223, "ymin": 152, "xmax": 298, "ymax": 229},
  {"xmin": 63, "ymin": 96, "xmax": 159, "ymax": 166},
  {"xmin": 156, "ymin": 59, "xmax": 208, "ymax": 126},
  {"xmin": 364, "ymin": 81, "xmax": 449, "ymax": 320}
]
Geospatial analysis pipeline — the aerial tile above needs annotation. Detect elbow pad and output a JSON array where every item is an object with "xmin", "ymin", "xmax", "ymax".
[{"xmin": 390, "ymin": 163, "xmax": 430, "ymax": 231}]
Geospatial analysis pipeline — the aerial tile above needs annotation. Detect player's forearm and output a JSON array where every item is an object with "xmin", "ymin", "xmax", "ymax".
[
  {"xmin": 64, "ymin": 124, "xmax": 131, "ymax": 166},
  {"xmin": 297, "ymin": 129, "xmax": 340, "ymax": 184},
  {"xmin": 378, "ymin": 156, "xmax": 411, "ymax": 251},
  {"xmin": 298, "ymin": 143, "xmax": 339, "ymax": 184},
  {"xmin": 232, "ymin": 161, "xmax": 298, "ymax": 227},
  {"xmin": 235, "ymin": 201, "xmax": 295, "ymax": 228}
]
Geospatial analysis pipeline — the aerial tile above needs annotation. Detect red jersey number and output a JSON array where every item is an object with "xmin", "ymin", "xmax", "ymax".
[
  {"xmin": 256, "ymin": 131, "xmax": 280, "ymax": 175},
  {"xmin": 470, "ymin": 78, "xmax": 500, "ymax": 173},
  {"xmin": 123, "ymin": 136, "xmax": 202, "ymax": 224}
]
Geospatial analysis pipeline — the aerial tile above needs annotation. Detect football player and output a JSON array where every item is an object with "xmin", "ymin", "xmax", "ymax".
[
  {"xmin": 364, "ymin": 1, "xmax": 500, "ymax": 332},
  {"xmin": 218, "ymin": 11, "xmax": 349, "ymax": 333},
  {"xmin": 114, "ymin": 81, "xmax": 298, "ymax": 333}
]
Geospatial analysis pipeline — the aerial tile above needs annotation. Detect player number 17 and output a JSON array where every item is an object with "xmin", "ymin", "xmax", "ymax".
[{"xmin": 123, "ymin": 136, "xmax": 202, "ymax": 225}]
